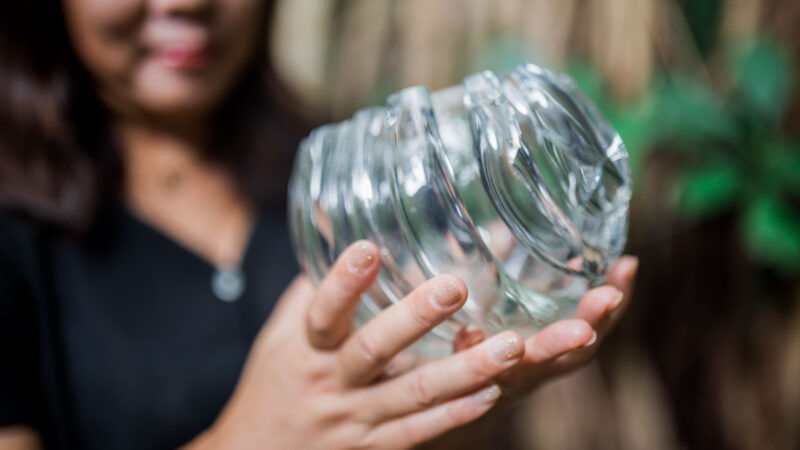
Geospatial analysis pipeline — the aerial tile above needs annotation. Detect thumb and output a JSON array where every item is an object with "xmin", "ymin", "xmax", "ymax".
[{"xmin": 261, "ymin": 275, "xmax": 316, "ymax": 336}]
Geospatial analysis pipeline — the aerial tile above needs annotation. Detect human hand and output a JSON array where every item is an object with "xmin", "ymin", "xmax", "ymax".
[
  {"xmin": 454, "ymin": 255, "xmax": 639, "ymax": 396},
  {"xmin": 193, "ymin": 241, "xmax": 526, "ymax": 450}
]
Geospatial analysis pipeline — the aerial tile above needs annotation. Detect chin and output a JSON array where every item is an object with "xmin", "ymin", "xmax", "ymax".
[
  {"xmin": 136, "ymin": 83, "xmax": 228, "ymax": 121},
  {"xmin": 135, "ymin": 67, "xmax": 233, "ymax": 120},
  {"xmin": 143, "ymin": 93, "xmax": 214, "ymax": 117}
]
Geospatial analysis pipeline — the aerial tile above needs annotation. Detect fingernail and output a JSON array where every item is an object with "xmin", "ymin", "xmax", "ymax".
[
  {"xmin": 489, "ymin": 333, "xmax": 523, "ymax": 363},
  {"xmin": 468, "ymin": 385, "xmax": 501, "ymax": 405},
  {"xmin": 431, "ymin": 277, "xmax": 463, "ymax": 308},
  {"xmin": 583, "ymin": 330, "xmax": 598, "ymax": 347},
  {"xmin": 610, "ymin": 290, "xmax": 624, "ymax": 309},
  {"xmin": 348, "ymin": 242, "xmax": 375, "ymax": 273}
]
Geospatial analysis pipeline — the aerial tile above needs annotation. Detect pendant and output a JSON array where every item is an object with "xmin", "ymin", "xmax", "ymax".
[{"xmin": 212, "ymin": 265, "xmax": 246, "ymax": 302}]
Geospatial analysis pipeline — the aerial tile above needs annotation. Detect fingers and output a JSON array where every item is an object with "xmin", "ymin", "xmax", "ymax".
[
  {"xmin": 338, "ymin": 275, "xmax": 468, "ymax": 385},
  {"xmin": 360, "ymin": 331, "xmax": 523, "ymax": 423},
  {"xmin": 521, "ymin": 319, "xmax": 595, "ymax": 364},
  {"xmin": 495, "ymin": 319, "xmax": 593, "ymax": 391},
  {"xmin": 574, "ymin": 255, "xmax": 639, "ymax": 335},
  {"xmin": 378, "ymin": 352, "xmax": 420, "ymax": 380},
  {"xmin": 363, "ymin": 384, "xmax": 501, "ymax": 449},
  {"xmin": 573, "ymin": 285, "xmax": 624, "ymax": 333},
  {"xmin": 453, "ymin": 325, "xmax": 486, "ymax": 352},
  {"xmin": 520, "ymin": 256, "xmax": 639, "ymax": 380},
  {"xmin": 606, "ymin": 255, "xmax": 639, "ymax": 300},
  {"xmin": 306, "ymin": 241, "xmax": 381, "ymax": 349}
]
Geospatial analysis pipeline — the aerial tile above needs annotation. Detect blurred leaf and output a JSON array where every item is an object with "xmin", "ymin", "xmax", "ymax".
[
  {"xmin": 742, "ymin": 195, "xmax": 800, "ymax": 271},
  {"xmin": 653, "ymin": 75, "xmax": 738, "ymax": 146},
  {"xmin": 754, "ymin": 140, "xmax": 800, "ymax": 195},
  {"xmin": 675, "ymin": 164, "xmax": 742, "ymax": 218},
  {"xmin": 781, "ymin": 152, "xmax": 800, "ymax": 195},
  {"xmin": 775, "ymin": 142, "xmax": 800, "ymax": 195},
  {"xmin": 729, "ymin": 37, "xmax": 794, "ymax": 121}
]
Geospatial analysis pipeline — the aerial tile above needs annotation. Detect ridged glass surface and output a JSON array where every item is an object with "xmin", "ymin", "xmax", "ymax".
[{"xmin": 288, "ymin": 63, "xmax": 631, "ymax": 355}]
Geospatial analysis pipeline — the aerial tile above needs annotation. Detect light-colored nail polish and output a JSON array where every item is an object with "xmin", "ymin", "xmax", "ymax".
[
  {"xmin": 489, "ymin": 334, "xmax": 523, "ymax": 363},
  {"xmin": 431, "ymin": 277, "xmax": 462, "ymax": 308},
  {"xmin": 469, "ymin": 385, "xmax": 501, "ymax": 404},
  {"xmin": 583, "ymin": 330, "xmax": 598, "ymax": 347},
  {"xmin": 348, "ymin": 242, "xmax": 375, "ymax": 273}
]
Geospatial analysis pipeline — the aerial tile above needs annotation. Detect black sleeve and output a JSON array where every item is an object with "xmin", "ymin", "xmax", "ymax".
[{"xmin": 0, "ymin": 218, "xmax": 43, "ymax": 428}]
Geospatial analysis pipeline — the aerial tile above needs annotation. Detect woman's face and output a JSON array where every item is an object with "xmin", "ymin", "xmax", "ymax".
[{"xmin": 62, "ymin": 0, "xmax": 264, "ymax": 123}]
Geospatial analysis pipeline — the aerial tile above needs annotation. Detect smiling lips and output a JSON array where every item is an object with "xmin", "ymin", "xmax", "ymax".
[
  {"xmin": 145, "ymin": 17, "xmax": 213, "ymax": 71},
  {"xmin": 158, "ymin": 42, "xmax": 210, "ymax": 70}
]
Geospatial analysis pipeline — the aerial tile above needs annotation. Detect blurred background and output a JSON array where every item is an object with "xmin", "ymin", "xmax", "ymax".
[{"xmin": 270, "ymin": 0, "xmax": 800, "ymax": 448}]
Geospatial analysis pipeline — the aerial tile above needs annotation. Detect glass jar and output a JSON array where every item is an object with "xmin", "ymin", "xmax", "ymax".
[{"xmin": 288, "ymin": 63, "xmax": 631, "ymax": 355}]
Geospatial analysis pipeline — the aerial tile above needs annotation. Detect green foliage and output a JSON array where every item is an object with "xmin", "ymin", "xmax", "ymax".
[
  {"xmin": 673, "ymin": 164, "xmax": 741, "ymax": 219},
  {"xmin": 729, "ymin": 37, "xmax": 794, "ymax": 122},
  {"xmin": 742, "ymin": 195, "xmax": 800, "ymax": 271},
  {"xmin": 571, "ymin": 36, "xmax": 800, "ymax": 274},
  {"xmin": 667, "ymin": 38, "xmax": 799, "ymax": 273},
  {"xmin": 651, "ymin": 76, "xmax": 738, "ymax": 145}
]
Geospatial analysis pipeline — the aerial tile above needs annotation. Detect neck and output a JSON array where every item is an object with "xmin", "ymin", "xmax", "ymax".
[
  {"xmin": 116, "ymin": 116, "xmax": 206, "ymax": 196},
  {"xmin": 115, "ymin": 116, "xmax": 255, "ymax": 267}
]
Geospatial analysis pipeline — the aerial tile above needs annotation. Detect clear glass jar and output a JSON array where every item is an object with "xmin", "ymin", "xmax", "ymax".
[{"xmin": 288, "ymin": 63, "xmax": 631, "ymax": 355}]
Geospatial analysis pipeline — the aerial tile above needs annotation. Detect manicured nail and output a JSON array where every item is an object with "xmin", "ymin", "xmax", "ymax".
[
  {"xmin": 583, "ymin": 330, "xmax": 598, "ymax": 347},
  {"xmin": 468, "ymin": 385, "xmax": 501, "ymax": 405},
  {"xmin": 431, "ymin": 277, "xmax": 463, "ymax": 308},
  {"xmin": 489, "ymin": 333, "xmax": 523, "ymax": 363},
  {"xmin": 348, "ymin": 242, "xmax": 375, "ymax": 273}
]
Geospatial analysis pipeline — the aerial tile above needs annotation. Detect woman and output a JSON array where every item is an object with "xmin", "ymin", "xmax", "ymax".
[{"xmin": 0, "ymin": 0, "xmax": 638, "ymax": 448}]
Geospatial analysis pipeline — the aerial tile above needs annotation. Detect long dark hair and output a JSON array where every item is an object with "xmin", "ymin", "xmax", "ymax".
[{"xmin": 0, "ymin": 1, "xmax": 309, "ymax": 233}]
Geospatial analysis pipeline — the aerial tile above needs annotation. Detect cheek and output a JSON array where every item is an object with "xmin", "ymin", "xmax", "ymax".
[
  {"xmin": 63, "ymin": 0, "xmax": 144, "ymax": 100},
  {"xmin": 214, "ymin": 0, "xmax": 265, "ymax": 79}
]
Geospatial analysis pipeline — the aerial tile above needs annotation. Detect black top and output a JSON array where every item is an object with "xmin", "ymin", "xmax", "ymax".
[{"xmin": 0, "ymin": 203, "xmax": 298, "ymax": 449}]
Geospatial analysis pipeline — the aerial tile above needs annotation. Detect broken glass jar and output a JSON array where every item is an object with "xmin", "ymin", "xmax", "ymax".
[{"xmin": 288, "ymin": 63, "xmax": 632, "ymax": 355}]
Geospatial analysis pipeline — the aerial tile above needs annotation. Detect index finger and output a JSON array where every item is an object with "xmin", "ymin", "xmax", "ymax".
[
  {"xmin": 305, "ymin": 241, "xmax": 381, "ymax": 349},
  {"xmin": 337, "ymin": 275, "xmax": 468, "ymax": 385}
]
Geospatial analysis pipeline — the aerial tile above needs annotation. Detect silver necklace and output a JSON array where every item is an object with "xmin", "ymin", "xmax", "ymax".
[
  {"xmin": 212, "ymin": 264, "xmax": 246, "ymax": 302},
  {"xmin": 207, "ymin": 201, "xmax": 251, "ymax": 303}
]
